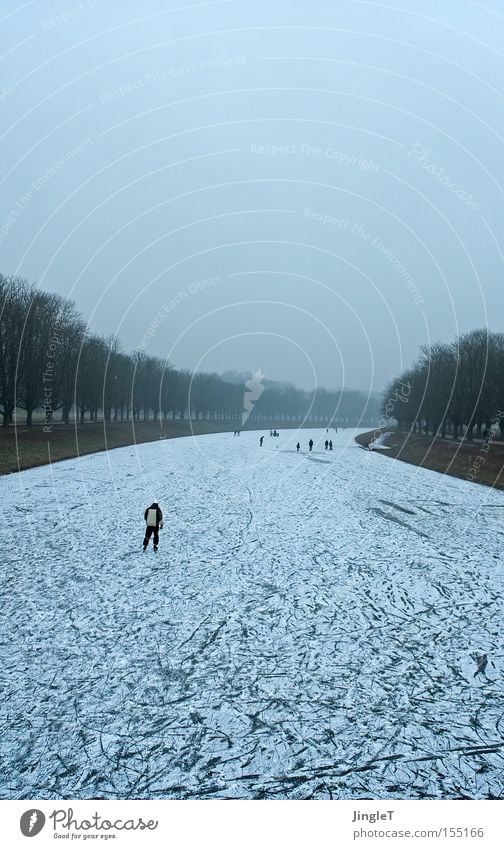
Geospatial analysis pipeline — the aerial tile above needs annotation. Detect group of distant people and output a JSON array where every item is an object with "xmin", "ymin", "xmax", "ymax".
[
  {"xmin": 299, "ymin": 438, "xmax": 333, "ymax": 451},
  {"xmin": 259, "ymin": 435, "xmax": 335, "ymax": 452},
  {"xmin": 260, "ymin": 429, "xmax": 280, "ymax": 446}
]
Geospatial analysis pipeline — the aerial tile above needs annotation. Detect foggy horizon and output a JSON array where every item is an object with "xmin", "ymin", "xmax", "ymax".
[{"xmin": 2, "ymin": 0, "xmax": 503, "ymax": 394}]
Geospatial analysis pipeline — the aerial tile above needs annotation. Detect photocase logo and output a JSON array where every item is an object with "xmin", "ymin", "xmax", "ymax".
[
  {"xmin": 20, "ymin": 810, "xmax": 46, "ymax": 837},
  {"xmin": 242, "ymin": 369, "xmax": 265, "ymax": 426}
]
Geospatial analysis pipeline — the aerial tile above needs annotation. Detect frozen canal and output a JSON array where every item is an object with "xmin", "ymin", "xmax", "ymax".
[{"xmin": 1, "ymin": 428, "xmax": 503, "ymax": 799}]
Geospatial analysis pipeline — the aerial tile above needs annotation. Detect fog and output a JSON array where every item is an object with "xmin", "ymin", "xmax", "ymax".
[{"xmin": 1, "ymin": 0, "xmax": 503, "ymax": 391}]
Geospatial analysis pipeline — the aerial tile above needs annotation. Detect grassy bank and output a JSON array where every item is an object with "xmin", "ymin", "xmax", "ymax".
[
  {"xmin": 0, "ymin": 421, "xmax": 240, "ymax": 476},
  {"xmin": 355, "ymin": 429, "xmax": 504, "ymax": 490}
]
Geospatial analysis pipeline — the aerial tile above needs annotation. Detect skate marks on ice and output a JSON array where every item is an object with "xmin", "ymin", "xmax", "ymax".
[
  {"xmin": 378, "ymin": 499, "xmax": 416, "ymax": 516},
  {"xmin": 368, "ymin": 507, "xmax": 430, "ymax": 540},
  {"xmin": 0, "ymin": 429, "xmax": 503, "ymax": 799}
]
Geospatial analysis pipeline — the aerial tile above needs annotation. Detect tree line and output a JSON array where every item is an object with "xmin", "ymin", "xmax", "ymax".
[
  {"xmin": 0, "ymin": 274, "xmax": 380, "ymax": 428},
  {"xmin": 382, "ymin": 329, "xmax": 504, "ymax": 440}
]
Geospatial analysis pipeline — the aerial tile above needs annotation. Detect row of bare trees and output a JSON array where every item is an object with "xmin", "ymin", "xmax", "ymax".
[
  {"xmin": 383, "ymin": 329, "xmax": 504, "ymax": 440},
  {"xmin": 0, "ymin": 274, "xmax": 380, "ymax": 427}
]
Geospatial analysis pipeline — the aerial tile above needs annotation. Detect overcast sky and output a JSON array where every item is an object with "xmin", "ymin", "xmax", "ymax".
[{"xmin": 1, "ymin": 0, "xmax": 504, "ymax": 392}]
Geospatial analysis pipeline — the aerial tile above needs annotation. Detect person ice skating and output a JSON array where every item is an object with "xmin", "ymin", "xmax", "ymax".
[
  {"xmin": 309, "ymin": 439, "xmax": 314, "ymax": 451},
  {"xmin": 259, "ymin": 436, "xmax": 264, "ymax": 446},
  {"xmin": 296, "ymin": 442, "xmax": 300, "ymax": 452},
  {"xmin": 324, "ymin": 440, "xmax": 329, "ymax": 450},
  {"xmin": 329, "ymin": 440, "xmax": 333, "ymax": 450},
  {"xmin": 143, "ymin": 500, "xmax": 163, "ymax": 552}
]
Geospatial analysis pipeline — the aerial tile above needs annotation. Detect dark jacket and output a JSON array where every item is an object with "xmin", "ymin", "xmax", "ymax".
[{"xmin": 145, "ymin": 504, "xmax": 163, "ymax": 528}]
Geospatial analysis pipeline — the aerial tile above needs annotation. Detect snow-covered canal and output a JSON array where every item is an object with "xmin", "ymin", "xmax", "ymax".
[{"xmin": 1, "ymin": 428, "xmax": 503, "ymax": 800}]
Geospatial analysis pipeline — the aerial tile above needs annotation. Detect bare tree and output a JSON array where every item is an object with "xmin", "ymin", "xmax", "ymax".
[
  {"xmin": 0, "ymin": 276, "xmax": 30, "ymax": 426},
  {"xmin": 75, "ymin": 335, "xmax": 108, "ymax": 422},
  {"xmin": 17, "ymin": 289, "xmax": 67, "ymax": 426}
]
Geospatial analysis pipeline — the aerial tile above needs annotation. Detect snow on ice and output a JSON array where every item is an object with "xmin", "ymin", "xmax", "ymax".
[{"xmin": 0, "ymin": 428, "xmax": 503, "ymax": 799}]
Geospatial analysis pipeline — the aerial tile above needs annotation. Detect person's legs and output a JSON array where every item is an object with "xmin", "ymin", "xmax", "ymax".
[
  {"xmin": 153, "ymin": 527, "xmax": 159, "ymax": 551},
  {"xmin": 143, "ymin": 526, "xmax": 154, "ymax": 549}
]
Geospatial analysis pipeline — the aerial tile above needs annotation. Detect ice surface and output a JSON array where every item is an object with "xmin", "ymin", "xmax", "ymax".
[{"xmin": 0, "ymin": 428, "xmax": 503, "ymax": 799}]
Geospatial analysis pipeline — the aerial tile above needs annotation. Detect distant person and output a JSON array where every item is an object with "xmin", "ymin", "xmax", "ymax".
[
  {"xmin": 259, "ymin": 436, "xmax": 264, "ymax": 446},
  {"xmin": 329, "ymin": 440, "xmax": 333, "ymax": 450},
  {"xmin": 270, "ymin": 430, "xmax": 273, "ymax": 436},
  {"xmin": 143, "ymin": 500, "xmax": 163, "ymax": 552},
  {"xmin": 309, "ymin": 439, "xmax": 314, "ymax": 451},
  {"xmin": 324, "ymin": 440, "xmax": 329, "ymax": 450},
  {"xmin": 296, "ymin": 442, "xmax": 300, "ymax": 452}
]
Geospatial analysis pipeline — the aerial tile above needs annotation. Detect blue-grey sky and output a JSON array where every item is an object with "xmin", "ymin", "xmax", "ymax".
[{"xmin": 1, "ymin": 0, "xmax": 504, "ymax": 392}]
